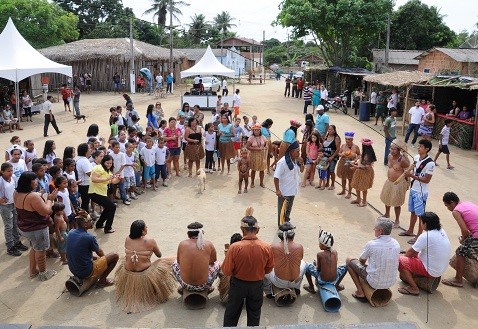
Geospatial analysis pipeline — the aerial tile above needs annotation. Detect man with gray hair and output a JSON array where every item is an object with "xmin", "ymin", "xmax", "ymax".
[{"xmin": 345, "ymin": 217, "xmax": 400, "ymax": 302}]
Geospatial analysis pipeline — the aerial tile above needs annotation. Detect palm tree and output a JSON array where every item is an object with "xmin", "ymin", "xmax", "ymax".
[
  {"xmin": 188, "ymin": 14, "xmax": 209, "ymax": 45},
  {"xmin": 213, "ymin": 11, "xmax": 236, "ymax": 36},
  {"xmin": 143, "ymin": 0, "xmax": 190, "ymax": 26}
]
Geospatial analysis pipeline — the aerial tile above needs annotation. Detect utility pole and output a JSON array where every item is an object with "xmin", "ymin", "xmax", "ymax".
[
  {"xmin": 262, "ymin": 30, "xmax": 265, "ymax": 84},
  {"xmin": 130, "ymin": 18, "xmax": 135, "ymax": 93},
  {"xmin": 221, "ymin": 29, "xmax": 224, "ymax": 64},
  {"xmin": 385, "ymin": 13, "xmax": 390, "ymax": 69},
  {"xmin": 169, "ymin": 0, "xmax": 174, "ymax": 93}
]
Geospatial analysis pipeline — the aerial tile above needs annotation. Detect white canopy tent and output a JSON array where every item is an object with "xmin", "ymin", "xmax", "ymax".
[
  {"xmin": 180, "ymin": 45, "xmax": 235, "ymax": 78},
  {"xmin": 0, "ymin": 18, "xmax": 72, "ymax": 117}
]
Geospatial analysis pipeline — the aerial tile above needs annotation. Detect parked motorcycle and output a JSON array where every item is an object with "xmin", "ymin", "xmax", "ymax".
[{"xmin": 325, "ymin": 90, "xmax": 349, "ymax": 114}]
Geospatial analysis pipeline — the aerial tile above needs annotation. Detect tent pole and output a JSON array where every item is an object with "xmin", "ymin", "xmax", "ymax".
[{"xmin": 15, "ymin": 80, "xmax": 20, "ymax": 120}]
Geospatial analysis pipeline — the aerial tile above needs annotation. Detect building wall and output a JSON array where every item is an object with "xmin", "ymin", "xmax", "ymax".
[{"xmin": 417, "ymin": 51, "xmax": 475, "ymax": 75}]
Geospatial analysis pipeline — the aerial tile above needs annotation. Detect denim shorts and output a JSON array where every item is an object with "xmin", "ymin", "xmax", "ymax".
[
  {"xmin": 155, "ymin": 164, "xmax": 168, "ymax": 180},
  {"xmin": 169, "ymin": 147, "xmax": 181, "ymax": 156},
  {"xmin": 408, "ymin": 189, "xmax": 428, "ymax": 216},
  {"xmin": 143, "ymin": 165, "xmax": 155, "ymax": 180},
  {"xmin": 20, "ymin": 226, "xmax": 50, "ymax": 251},
  {"xmin": 123, "ymin": 176, "xmax": 136, "ymax": 189}
]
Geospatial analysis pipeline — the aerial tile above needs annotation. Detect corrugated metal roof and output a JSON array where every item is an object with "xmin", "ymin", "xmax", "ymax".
[
  {"xmin": 373, "ymin": 49, "xmax": 421, "ymax": 65},
  {"xmin": 414, "ymin": 48, "xmax": 478, "ymax": 62},
  {"xmin": 179, "ymin": 48, "xmax": 224, "ymax": 62}
]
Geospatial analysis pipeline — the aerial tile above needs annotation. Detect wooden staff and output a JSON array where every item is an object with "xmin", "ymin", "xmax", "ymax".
[
  {"xmin": 279, "ymin": 198, "xmax": 289, "ymax": 225},
  {"xmin": 393, "ymin": 162, "xmax": 414, "ymax": 185}
]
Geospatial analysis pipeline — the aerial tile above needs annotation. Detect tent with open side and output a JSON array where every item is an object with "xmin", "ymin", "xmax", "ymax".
[
  {"xmin": 180, "ymin": 45, "xmax": 235, "ymax": 78},
  {"xmin": 0, "ymin": 18, "xmax": 72, "ymax": 117}
]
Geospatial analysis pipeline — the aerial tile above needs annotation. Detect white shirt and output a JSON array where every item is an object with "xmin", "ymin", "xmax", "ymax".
[
  {"xmin": 124, "ymin": 152, "xmax": 136, "ymax": 177},
  {"xmin": 76, "ymin": 156, "xmax": 92, "ymax": 186},
  {"xmin": 222, "ymin": 80, "xmax": 227, "ymax": 88},
  {"xmin": 0, "ymin": 176, "xmax": 16, "ymax": 203},
  {"xmin": 440, "ymin": 125, "xmax": 450, "ymax": 145},
  {"xmin": 24, "ymin": 149, "xmax": 37, "ymax": 171},
  {"xmin": 242, "ymin": 124, "xmax": 252, "ymax": 138},
  {"xmin": 320, "ymin": 88, "xmax": 328, "ymax": 100},
  {"xmin": 154, "ymin": 145, "xmax": 168, "ymax": 165},
  {"xmin": 204, "ymin": 131, "xmax": 216, "ymax": 151},
  {"xmin": 10, "ymin": 159, "xmax": 27, "ymax": 183},
  {"xmin": 109, "ymin": 151, "xmax": 126, "ymax": 177},
  {"xmin": 193, "ymin": 76, "xmax": 201, "ymax": 84},
  {"xmin": 233, "ymin": 93, "xmax": 241, "ymax": 107},
  {"xmin": 116, "ymin": 114, "xmax": 125, "ymax": 126},
  {"xmin": 57, "ymin": 188, "xmax": 72, "ymax": 217},
  {"xmin": 370, "ymin": 91, "xmax": 377, "ymax": 104},
  {"xmin": 408, "ymin": 106, "xmax": 425, "ymax": 124},
  {"xmin": 126, "ymin": 109, "xmax": 139, "ymax": 127},
  {"xmin": 42, "ymin": 100, "xmax": 52, "ymax": 115},
  {"xmin": 5, "ymin": 145, "xmax": 25, "ymax": 161},
  {"xmin": 156, "ymin": 75, "xmax": 163, "ymax": 84},
  {"xmin": 274, "ymin": 157, "xmax": 300, "ymax": 197},
  {"xmin": 210, "ymin": 113, "xmax": 219, "ymax": 123},
  {"xmin": 411, "ymin": 155, "xmax": 434, "ymax": 193},
  {"xmin": 413, "ymin": 229, "xmax": 451, "ymax": 277},
  {"xmin": 140, "ymin": 146, "xmax": 156, "ymax": 167},
  {"xmin": 387, "ymin": 93, "xmax": 398, "ymax": 109},
  {"xmin": 360, "ymin": 235, "xmax": 400, "ymax": 289}
]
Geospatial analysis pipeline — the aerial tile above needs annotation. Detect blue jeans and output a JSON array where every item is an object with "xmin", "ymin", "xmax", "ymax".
[
  {"xmin": 405, "ymin": 123, "xmax": 420, "ymax": 144},
  {"xmin": 116, "ymin": 180, "xmax": 128, "ymax": 201},
  {"xmin": 384, "ymin": 137, "xmax": 393, "ymax": 165},
  {"xmin": 0, "ymin": 204, "xmax": 20, "ymax": 249}
]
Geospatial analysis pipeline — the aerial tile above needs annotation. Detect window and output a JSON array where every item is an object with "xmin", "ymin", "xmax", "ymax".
[{"xmin": 423, "ymin": 68, "xmax": 430, "ymax": 73}]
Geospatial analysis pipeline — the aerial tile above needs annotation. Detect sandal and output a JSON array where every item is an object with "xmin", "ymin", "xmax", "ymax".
[
  {"xmin": 441, "ymin": 278, "xmax": 463, "ymax": 287},
  {"xmin": 398, "ymin": 231, "xmax": 415, "ymax": 237},
  {"xmin": 303, "ymin": 284, "xmax": 316, "ymax": 294},
  {"xmin": 352, "ymin": 293, "xmax": 368, "ymax": 302},
  {"xmin": 104, "ymin": 229, "xmax": 116, "ymax": 234},
  {"xmin": 46, "ymin": 251, "xmax": 60, "ymax": 258},
  {"xmin": 38, "ymin": 269, "xmax": 57, "ymax": 281},
  {"xmin": 398, "ymin": 286, "xmax": 419, "ymax": 296},
  {"xmin": 96, "ymin": 279, "xmax": 114, "ymax": 288}
]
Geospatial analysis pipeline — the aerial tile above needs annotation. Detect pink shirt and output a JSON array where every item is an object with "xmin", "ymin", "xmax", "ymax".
[
  {"xmin": 163, "ymin": 127, "xmax": 182, "ymax": 149},
  {"xmin": 307, "ymin": 142, "xmax": 319, "ymax": 161},
  {"xmin": 455, "ymin": 202, "xmax": 478, "ymax": 238}
]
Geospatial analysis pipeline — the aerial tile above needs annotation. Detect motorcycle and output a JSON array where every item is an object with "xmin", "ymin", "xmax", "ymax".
[{"xmin": 324, "ymin": 90, "xmax": 349, "ymax": 114}]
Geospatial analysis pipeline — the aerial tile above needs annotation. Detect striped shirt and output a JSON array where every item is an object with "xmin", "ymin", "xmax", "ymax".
[{"xmin": 303, "ymin": 87, "xmax": 312, "ymax": 102}]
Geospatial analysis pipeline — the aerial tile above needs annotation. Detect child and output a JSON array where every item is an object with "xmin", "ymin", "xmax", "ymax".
[
  {"xmin": 42, "ymin": 140, "xmax": 56, "ymax": 167},
  {"xmin": 301, "ymin": 132, "xmax": 320, "ymax": 187},
  {"xmin": 237, "ymin": 148, "xmax": 250, "ymax": 194},
  {"xmin": 63, "ymin": 158, "xmax": 77, "ymax": 181},
  {"xmin": 316, "ymin": 149, "xmax": 329, "ymax": 190},
  {"xmin": 109, "ymin": 141, "xmax": 130, "ymax": 205},
  {"xmin": 154, "ymin": 138, "xmax": 170, "ymax": 187},
  {"xmin": 110, "ymin": 116, "xmax": 119, "ymax": 140},
  {"xmin": 203, "ymin": 123, "xmax": 216, "ymax": 173},
  {"xmin": 350, "ymin": 138, "xmax": 377, "ymax": 207},
  {"xmin": 216, "ymin": 96, "xmax": 223, "ymax": 112},
  {"xmin": 48, "ymin": 166, "xmax": 62, "ymax": 193},
  {"xmin": 53, "ymin": 158, "xmax": 63, "ymax": 174},
  {"xmin": 52, "ymin": 202, "xmax": 68, "ymax": 265},
  {"xmin": 124, "ymin": 142, "xmax": 138, "ymax": 199},
  {"xmin": 303, "ymin": 228, "xmax": 347, "ymax": 293},
  {"xmin": 211, "ymin": 108, "xmax": 220, "ymax": 124},
  {"xmin": 55, "ymin": 176, "xmax": 75, "ymax": 231},
  {"xmin": 242, "ymin": 116, "xmax": 252, "ymax": 139},
  {"xmin": 158, "ymin": 119, "xmax": 167, "ymax": 137},
  {"xmin": 68, "ymin": 179, "xmax": 81, "ymax": 220},
  {"xmin": 232, "ymin": 118, "xmax": 243, "ymax": 162},
  {"xmin": 249, "ymin": 115, "xmax": 258, "ymax": 128},
  {"xmin": 140, "ymin": 137, "xmax": 157, "ymax": 191},
  {"xmin": 213, "ymin": 121, "xmax": 220, "ymax": 171},
  {"xmin": 131, "ymin": 115, "xmax": 143, "ymax": 133},
  {"xmin": 434, "ymin": 119, "xmax": 454, "ymax": 169},
  {"xmin": 23, "ymin": 140, "xmax": 37, "ymax": 171},
  {"xmin": 118, "ymin": 131, "xmax": 127, "ymax": 153}
]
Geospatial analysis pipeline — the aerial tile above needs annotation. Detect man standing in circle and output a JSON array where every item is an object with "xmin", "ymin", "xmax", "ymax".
[
  {"xmin": 383, "ymin": 107, "xmax": 397, "ymax": 165},
  {"xmin": 42, "ymin": 95, "xmax": 62, "ymax": 137},
  {"xmin": 166, "ymin": 72, "xmax": 174, "ymax": 94},
  {"xmin": 221, "ymin": 78, "xmax": 228, "ymax": 96},
  {"xmin": 405, "ymin": 102, "xmax": 425, "ymax": 148},
  {"xmin": 222, "ymin": 207, "xmax": 273, "ymax": 327}
]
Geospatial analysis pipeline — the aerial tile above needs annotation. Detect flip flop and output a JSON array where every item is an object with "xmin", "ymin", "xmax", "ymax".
[
  {"xmin": 398, "ymin": 286, "xmax": 419, "ymax": 296},
  {"xmin": 327, "ymin": 186, "xmax": 335, "ymax": 190},
  {"xmin": 441, "ymin": 278, "xmax": 463, "ymax": 287},
  {"xmin": 398, "ymin": 231, "xmax": 415, "ymax": 237},
  {"xmin": 352, "ymin": 293, "xmax": 368, "ymax": 302},
  {"xmin": 303, "ymin": 284, "xmax": 316, "ymax": 294},
  {"xmin": 96, "ymin": 279, "xmax": 114, "ymax": 288},
  {"xmin": 104, "ymin": 229, "xmax": 116, "ymax": 234},
  {"xmin": 407, "ymin": 238, "xmax": 417, "ymax": 244}
]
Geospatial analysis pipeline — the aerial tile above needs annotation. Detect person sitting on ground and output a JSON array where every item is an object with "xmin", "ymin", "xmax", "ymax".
[
  {"xmin": 441, "ymin": 192, "xmax": 478, "ymax": 288},
  {"xmin": 263, "ymin": 222, "xmax": 306, "ymax": 298},
  {"xmin": 398, "ymin": 212, "xmax": 451, "ymax": 296},
  {"xmin": 115, "ymin": 220, "xmax": 175, "ymax": 313},
  {"xmin": 303, "ymin": 228, "xmax": 347, "ymax": 293},
  {"xmin": 172, "ymin": 222, "xmax": 220, "ymax": 294},
  {"xmin": 345, "ymin": 217, "xmax": 400, "ymax": 302},
  {"xmin": 66, "ymin": 213, "xmax": 119, "ymax": 287}
]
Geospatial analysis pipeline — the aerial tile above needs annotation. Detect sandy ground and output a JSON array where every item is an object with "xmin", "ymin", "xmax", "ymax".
[{"xmin": 1, "ymin": 80, "xmax": 478, "ymax": 328}]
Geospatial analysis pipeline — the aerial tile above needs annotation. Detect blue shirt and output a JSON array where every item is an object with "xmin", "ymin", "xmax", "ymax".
[
  {"xmin": 147, "ymin": 113, "xmax": 158, "ymax": 129},
  {"xmin": 315, "ymin": 113, "xmax": 330, "ymax": 136},
  {"xmin": 261, "ymin": 127, "xmax": 271, "ymax": 138},
  {"xmin": 283, "ymin": 128, "xmax": 296, "ymax": 144},
  {"xmin": 67, "ymin": 227, "xmax": 100, "ymax": 278},
  {"xmin": 218, "ymin": 123, "xmax": 233, "ymax": 143},
  {"xmin": 166, "ymin": 75, "xmax": 174, "ymax": 84}
]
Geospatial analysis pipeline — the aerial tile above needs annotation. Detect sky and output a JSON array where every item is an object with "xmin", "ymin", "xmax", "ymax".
[{"xmin": 124, "ymin": 0, "xmax": 478, "ymax": 43}]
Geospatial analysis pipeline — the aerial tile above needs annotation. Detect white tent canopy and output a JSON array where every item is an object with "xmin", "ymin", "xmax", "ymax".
[
  {"xmin": 0, "ymin": 18, "xmax": 72, "ymax": 81},
  {"xmin": 180, "ymin": 45, "xmax": 235, "ymax": 78}
]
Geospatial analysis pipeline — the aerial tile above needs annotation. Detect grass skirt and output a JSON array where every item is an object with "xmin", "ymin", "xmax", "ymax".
[
  {"xmin": 336, "ymin": 157, "xmax": 354, "ymax": 180},
  {"xmin": 380, "ymin": 178, "xmax": 408, "ymax": 207},
  {"xmin": 218, "ymin": 141, "xmax": 235, "ymax": 160},
  {"xmin": 218, "ymin": 274, "xmax": 230, "ymax": 304},
  {"xmin": 184, "ymin": 143, "xmax": 205, "ymax": 161},
  {"xmin": 115, "ymin": 258, "xmax": 176, "ymax": 313},
  {"xmin": 249, "ymin": 149, "xmax": 267, "ymax": 171},
  {"xmin": 351, "ymin": 167, "xmax": 374, "ymax": 191}
]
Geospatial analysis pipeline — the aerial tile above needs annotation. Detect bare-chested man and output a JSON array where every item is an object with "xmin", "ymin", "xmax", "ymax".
[
  {"xmin": 263, "ymin": 222, "xmax": 305, "ymax": 297},
  {"xmin": 172, "ymin": 222, "xmax": 219, "ymax": 293},
  {"xmin": 303, "ymin": 228, "xmax": 347, "ymax": 293},
  {"xmin": 380, "ymin": 139, "xmax": 410, "ymax": 228}
]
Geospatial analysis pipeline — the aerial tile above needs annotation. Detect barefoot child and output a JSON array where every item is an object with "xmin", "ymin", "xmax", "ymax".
[
  {"xmin": 52, "ymin": 202, "xmax": 68, "ymax": 265},
  {"xmin": 303, "ymin": 228, "xmax": 347, "ymax": 293},
  {"xmin": 237, "ymin": 149, "xmax": 250, "ymax": 194},
  {"xmin": 315, "ymin": 149, "xmax": 329, "ymax": 190},
  {"xmin": 55, "ymin": 176, "xmax": 75, "ymax": 230},
  {"xmin": 434, "ymin": 119, "xmax": 454, "ymax": 169},
  {"xmin": 203, "ymin": 123, "xmax": 216, "ymax": 173},
  {"xmin": 301, "ymin": 132, "xmax": 320, "ymax": 187}
]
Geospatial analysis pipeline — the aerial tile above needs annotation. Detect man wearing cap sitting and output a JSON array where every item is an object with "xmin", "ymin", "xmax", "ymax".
[
  {"xmin": 172, "ymin": 222, "xmax": 220, "ymax": 294},
  {"xmin": 345, "ymin": 218, "xmax": 400, "ymax": 302},
  {"xmin": 263, "ymin": 222, "xmax": 306, "ymax": 298}
]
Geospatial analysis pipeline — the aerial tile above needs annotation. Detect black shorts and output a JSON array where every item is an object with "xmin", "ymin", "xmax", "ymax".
[{"xmin": 439, "ymin": 144, "xmax": 450, "ymax": 154}]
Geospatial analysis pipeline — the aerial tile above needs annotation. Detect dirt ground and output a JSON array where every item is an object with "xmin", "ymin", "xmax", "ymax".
[{"xmin": 1, "ymin": 80, "xmax": 478, "ymax": 328}]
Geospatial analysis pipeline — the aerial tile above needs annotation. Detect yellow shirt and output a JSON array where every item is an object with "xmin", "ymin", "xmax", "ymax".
[{"xmin": 88, "ymin": 164, "xmax": 110, "ymax": 196}]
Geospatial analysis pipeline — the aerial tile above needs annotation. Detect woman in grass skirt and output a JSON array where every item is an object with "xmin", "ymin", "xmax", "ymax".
[{"xmin": 350, "ymin": 138, "xmax": 376, "ymax": 207}]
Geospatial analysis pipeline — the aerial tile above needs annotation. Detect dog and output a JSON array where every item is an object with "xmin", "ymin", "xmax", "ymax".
[
  {"xmin": 73, "ymin": 115, "xmax": 86, "ymax": 123},
  {"xmin": 197, "ymin": 169, "xmax": 206, "ymax": 194}
]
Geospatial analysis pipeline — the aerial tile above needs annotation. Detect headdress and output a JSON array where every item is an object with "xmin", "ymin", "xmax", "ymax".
[
  {"xmin": 344, "ymin": 131, "xmax": 355, "ymax": 138},
  {"xmin": 241, "ymin": 207, "xmax": 260, "ymax": 229},
  {"xmin": 360, "ymin": 138, "xmax": 373, "ymax": 146},
  {"xmin": 318, "ymin": 227, "xmax": 333, "ymax": 248},
  {"xmin": 278, "ymin": 222, "xmax": 296, "ymax": 255},
  {"xmin": 391, "ymin": 139, "xmax": 407, "ymax": 153},
  {"xmin": 289, "ymin": 119, "xmax": 302, "ymax": 128},
  {"xmin": 251, "ymin": 123, "xmax": 262, "ymax": 130},
  {"xmin": 285, "ymin": 141, "xmax": 300, "ymax": 170},
  {"xmin": 188, "ymin": 228, "xmax": 205, "ymax": 250}
]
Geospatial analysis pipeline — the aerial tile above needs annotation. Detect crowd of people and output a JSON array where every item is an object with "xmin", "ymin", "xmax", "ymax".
[{"xmin": 0, "ymin": 89, "xmax": 477, "ymax": 326}]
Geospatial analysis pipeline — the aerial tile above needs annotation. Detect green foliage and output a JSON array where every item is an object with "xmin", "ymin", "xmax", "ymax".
[
  {"xmin": 263, "ymin": 38, "xmax": 321, "ymax": 67},
  {"xmin": 0, "ymin": 0, "xmax": 79, "ymax": 48},
  {"xmin": 390, "ymin": 0, "xmax": 456, "ymax": 50},
  {"xmin": 213, "ymin": 11, "xmax": 236, "ymax": 34},
  {"xmin": 143, "ymin": 0, "xmax": 189, "ymax": 27},
  {"xmin": 276, "ymin": 0, "xmax": 394, "ymax": 67}
]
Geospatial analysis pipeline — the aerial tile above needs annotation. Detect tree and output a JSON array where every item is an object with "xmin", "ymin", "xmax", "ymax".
[
  {"xmin": 54, "ymin": 0, "xmax": 124, "ymax": 39},
  {"xmin": 85, "ymin": 7, "xmax": 133, "ymax": 40},
  {"xmin": 0, "ymin": 0, "xmax": 79, "ymax": 48},
  {"xmin": 276, "ymin": 0, "xmax": 394, "ymax": 67},
  {"xmin": 188, "ymin": 14, "xmax": 209, "ymax": 45},
  {"xmin": 390, "ymin": 0, "xmax": 456, "ymax": 50},
  {"xmin": 213, "ymin": 11, "xmax": 236, "ymax": 36},
  {"xmin": 142, "ymin": 0, "xmax": 189, "ymax": 26}
]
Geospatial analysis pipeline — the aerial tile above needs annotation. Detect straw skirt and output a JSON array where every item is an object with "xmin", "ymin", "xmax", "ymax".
[
  {"xmin": 351, "ymin": 167, "xmax": 374, "ymax": 191},
  {"xmin": 336, "ymin": 157, "xmax": 354, "ymax": 180},
  {"xmin": 249, "ymin": 149, "xmax": 267, "ymax": 171},
  {"xmin": 218, "ymin": 141, "xmax": 235, "ymax": 160},
  {"xmin": 380, "ymin": 179, "xmax": 409, "ymax": 207}
]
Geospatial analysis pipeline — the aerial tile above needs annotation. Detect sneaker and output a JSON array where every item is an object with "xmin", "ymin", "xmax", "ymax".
[
  {"xmin": 15, "ymin": 242, "xmax": 29, "ymax": 251},
  {"xmin": 7, "ymin": 247, "xmax": 21, "ymax": 257},
  {"xmin": 113, "ymin": 201, "xmax": 118, "ymax": 206},
  {"xmin": 146, "ymin": 183, "xmax": 152, "ymax": 189},
  {"xmin": 123, "ymin": 200, "xmax": 131, "ymax": 206},
  {"xmin": 130, "ymin": 193, "xmax": 138, "ymax": 200},
  {"xmin": 411, "ymin": 144, "xmax": 416, "ymax": 148}
]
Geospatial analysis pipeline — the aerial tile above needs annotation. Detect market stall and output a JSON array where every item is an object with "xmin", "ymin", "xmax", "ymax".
[{"xmin": 180, "ymin": 46, "xmax": 235, "ymax": 108}]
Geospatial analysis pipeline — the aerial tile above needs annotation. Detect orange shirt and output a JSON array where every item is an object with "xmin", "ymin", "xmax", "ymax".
[{"xmin": 221, "ymin": 235, "xmax": 274, "ymax": 281}]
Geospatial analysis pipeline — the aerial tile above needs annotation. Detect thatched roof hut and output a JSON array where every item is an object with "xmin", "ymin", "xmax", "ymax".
[
  {"xmin": 363, "ymin": 70, "xmax": 430, "ymax": 87},
  {"xmin": 39, "ymin": 38, "xmax": 186, "ymax": 91}
]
